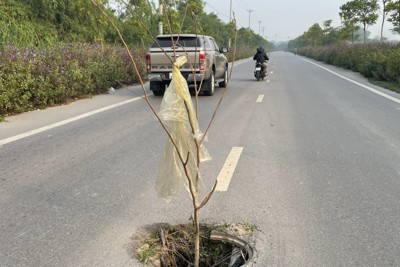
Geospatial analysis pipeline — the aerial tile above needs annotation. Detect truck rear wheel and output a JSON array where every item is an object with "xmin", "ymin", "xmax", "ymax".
[
  {"xmin": 203, "ymin": 71, "xmax": 215, "ymax": 96},
  {"xmin": 150, "ymin": 81, "xmax": 165, "ymax": 96}
]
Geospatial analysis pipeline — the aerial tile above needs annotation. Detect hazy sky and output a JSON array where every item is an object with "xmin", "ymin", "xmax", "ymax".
[{"xmin": 203, "ymin": 0, "xmax": 400, "ymax": 41}]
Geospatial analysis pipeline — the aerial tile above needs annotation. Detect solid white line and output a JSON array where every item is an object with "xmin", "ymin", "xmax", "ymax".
[
  {"xmin": 0, "ymin": 96, "xmax": 142, "ymax": 146},
  {"xmin": 256, "ymin": 95, "xmax": 264, "ymax": 103},
  {"xmin": 215, "ymin": 147, "xmax": 244, "ymax": 192},
  {"xmin": 300, "ymin": 57, "xmax": 400, "ymax": 105}
]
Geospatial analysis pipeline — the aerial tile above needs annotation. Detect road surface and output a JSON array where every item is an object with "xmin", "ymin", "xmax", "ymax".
[{"xmin": 1, "ymin": 52, "xmax": 400, "ymax": 266}]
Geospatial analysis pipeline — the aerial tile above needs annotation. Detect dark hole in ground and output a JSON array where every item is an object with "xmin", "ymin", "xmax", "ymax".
[{"xmin": 132, "ymin": 223, "xmax": 253, "ymax": 267}]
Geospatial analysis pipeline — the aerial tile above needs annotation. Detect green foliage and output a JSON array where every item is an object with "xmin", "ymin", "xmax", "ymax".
[
  {"xmin": 338, "ymin": 0, "xmax": 380, "ymax": 44},
  {"xmin": 297, "ymin": 43, "xmax": 400, "ymax": 92},
  {"xmin": 340, "ymin": 1, "xmax": 362, "ymax": 43},
  {"xmin": 290, "ymin": 0, "xmax": 383, "ymax": 49},
  {"xmin": 0, "ymin": 44, "xmax": 146, "ymax": 117},
  {"xmin": 0, "ymin": 0, "xmax": 58, "ymax": 47},
  {"xmin": 0, "ymin": 0, "xmax": 110, "ymax": 47}
]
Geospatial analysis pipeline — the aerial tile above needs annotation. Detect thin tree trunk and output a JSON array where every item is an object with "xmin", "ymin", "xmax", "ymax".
[
  {"xmin": 194, "ymin": 207, "xmax": 200, "ymax": 267},
  {"xmin": 381, "ymin": 0, "xmax": 386, "ymax": 42}
]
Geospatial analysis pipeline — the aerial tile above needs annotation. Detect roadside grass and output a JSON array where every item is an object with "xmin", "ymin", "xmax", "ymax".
[{"xmin": 368, "ymin": 79, "xmax": 400, "ymax": 94}]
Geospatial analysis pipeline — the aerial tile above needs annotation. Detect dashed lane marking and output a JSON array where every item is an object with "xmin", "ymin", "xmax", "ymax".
[{"xmin": 215, "ymin": 147, "xmax": 244, "ymax": 192}]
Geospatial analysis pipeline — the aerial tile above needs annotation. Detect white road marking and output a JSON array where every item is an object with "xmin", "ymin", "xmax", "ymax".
[
  {"xmin": 215, "ymin": 147, "xmax": 244, "ymax": 192},
  {"xmin": 300, "ymin": 57, "xmax": 400, "ymax": 105},
  {"xmin": 256, "ymin": 95, "xmax": 264, "ymax": 103},
  {"xmin": 0, "ymin": 96, "xmax": 143, "ymax": 146}
]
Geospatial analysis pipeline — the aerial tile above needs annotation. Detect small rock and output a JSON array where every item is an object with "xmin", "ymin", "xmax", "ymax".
[{"xmin": 108, "ymin": 87, "xmax": 115, "ymax": 95}]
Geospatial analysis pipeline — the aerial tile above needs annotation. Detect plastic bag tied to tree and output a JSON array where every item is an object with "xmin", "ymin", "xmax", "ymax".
[{"xmin": 156, "ymin": 56, "xmax": 211, "ymax": 203}]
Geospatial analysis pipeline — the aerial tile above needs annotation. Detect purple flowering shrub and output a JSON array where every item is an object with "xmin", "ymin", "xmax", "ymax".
[
  {"xmin": 0, "ymin": 43, "xmax": 146, "ymax": 119},
  {"xmin": 298, "ymin": 43, "xmax": 400, "ymax": 88}
]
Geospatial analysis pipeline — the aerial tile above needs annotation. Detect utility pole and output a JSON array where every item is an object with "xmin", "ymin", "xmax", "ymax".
[
  {"xmin": 229, "ymin": 0, "xmax": 232, "ymax": 48},
  {"xmin": 258, "ymin": 20, "xmax": 262, "ymax": 35},
  {"xmin": 229, "ymin": 0, "xmax": 233, "ymax": 23},
  {"xmin": 247, "ymin": 9, "xmax": 253, "ymax": 30},
  {"xmin": 159, "ymin": 0, "xmax": 163, "ymax": 35}
]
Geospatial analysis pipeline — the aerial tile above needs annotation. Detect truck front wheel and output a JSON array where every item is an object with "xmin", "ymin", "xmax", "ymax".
[{"xmin": 219, "ymin": 67, "xmax": 228, "ymax": 88}]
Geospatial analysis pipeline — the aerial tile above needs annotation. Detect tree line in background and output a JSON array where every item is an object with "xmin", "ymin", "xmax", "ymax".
[
  {"xmin": 0, "ymin": 0, "xmax": 271, "ymax": 51},
  {"xmin": 288, "ymin": 0, "xmax": 400, "ymax": 94},
  {"xmin": 288, "ymin": 0, "xmax": 400, "ymax": 50}
]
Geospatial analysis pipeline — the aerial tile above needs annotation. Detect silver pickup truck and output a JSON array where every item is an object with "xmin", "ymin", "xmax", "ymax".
[{"xmin": 146, "ymin": 34, "xmax": 229, "ymax": 96}]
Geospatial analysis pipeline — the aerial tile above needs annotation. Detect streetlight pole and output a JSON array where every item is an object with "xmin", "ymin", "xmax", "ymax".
[
  {"xmin": 247, "ymin": 9, "xmax": 253, "ymax": 30},
  {"xmin": 159, "ymin": 0, "xmax": 163, "ymax": 35}
]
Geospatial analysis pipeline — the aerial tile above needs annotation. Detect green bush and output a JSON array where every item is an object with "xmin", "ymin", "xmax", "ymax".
[
  {"xmin": 298, "ymin": 43, "xmax": 400, "ymax": 90},
  {"xmin": 0, "ymin": 43, "xmax": 146, "ymax": 119}
]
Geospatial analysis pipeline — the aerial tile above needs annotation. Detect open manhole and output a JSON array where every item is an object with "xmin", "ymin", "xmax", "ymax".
[
  {"xmin": 131, "ymin": 223, "xmax": 255, "ymax": 267},
  {"xmin": 209, "ymin": 232, "xmax": 254, "ymax": 266}
]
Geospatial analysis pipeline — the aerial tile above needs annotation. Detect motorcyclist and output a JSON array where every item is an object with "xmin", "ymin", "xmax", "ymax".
[{"xmin": 253, "ymin": 47, "xmax": 269, "ymax": 76}]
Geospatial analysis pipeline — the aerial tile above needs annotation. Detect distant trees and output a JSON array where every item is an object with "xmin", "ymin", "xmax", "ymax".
[
  {"xmin": 288, "ymin": 0, "xmax": 400, "ymax": 50},
  {"xmin": 0, "ymin": 0, "xmax": 270, "ymax": 51},
  {"xmin": 288, "ymin": 21, "xmax": 339, "ymax": 50}
]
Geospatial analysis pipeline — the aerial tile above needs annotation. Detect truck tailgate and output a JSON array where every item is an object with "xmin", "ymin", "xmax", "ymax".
[{"xmin": 149, "ymin": 48, "xmax": 202, "ymax": 72}]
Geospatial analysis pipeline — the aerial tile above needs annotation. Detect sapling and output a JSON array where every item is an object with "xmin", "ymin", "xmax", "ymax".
[{"xmin": 91, "ymin": 1, "xmax": 238, "ymax": 266}]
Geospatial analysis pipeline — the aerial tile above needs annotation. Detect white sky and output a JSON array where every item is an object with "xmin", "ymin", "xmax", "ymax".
[{"xmin": 203, "ymin": 0, "xmax": 400, "ymax": 41}]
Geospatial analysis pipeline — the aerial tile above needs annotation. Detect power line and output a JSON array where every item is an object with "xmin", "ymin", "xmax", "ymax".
[
  {"xmin": 204, "ymin": 2, "xmax": 230, "ymax": 20},
  {"xmin": 234, "ymin": 0, "xmax": 250, "ymax": 11},
  {"xmin": 204, "ymin": 1, "xmax": 246, "ymax": 28}
]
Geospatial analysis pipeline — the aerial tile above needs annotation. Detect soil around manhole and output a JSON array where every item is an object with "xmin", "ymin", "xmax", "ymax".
[{"xmin": 128, "ymin": 223, "xmax": 256, "ymax": 267}]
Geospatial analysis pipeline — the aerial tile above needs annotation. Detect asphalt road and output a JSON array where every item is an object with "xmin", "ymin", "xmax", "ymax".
[{"xmin": 1, "ymin": 52, "xmax": 400, "ymax": 267}]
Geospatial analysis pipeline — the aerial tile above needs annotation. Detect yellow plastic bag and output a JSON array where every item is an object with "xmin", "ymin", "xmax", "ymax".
[{"xmin": 156, "ymin": 56, "xmax": 211, "ymax": 202}]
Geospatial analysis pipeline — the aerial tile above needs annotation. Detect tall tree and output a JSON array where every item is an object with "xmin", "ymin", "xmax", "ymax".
[
  {"xmin": 355, "ymin": 0, "xmax": 380, "ymax": 43},
  {"xmin": 340, "ymin": 0, "xmax": 379, "ymax": 43},
  {"xmin": 340, "ymin": 1, "xmax": 361, "ymax": 43},
  {"xmin": 386, "ymin": 0, "xmax": 400, "ymax": 34},
  {"xmin": 379, "ymin": 0, "xmax": 393, "ymax": 41}
]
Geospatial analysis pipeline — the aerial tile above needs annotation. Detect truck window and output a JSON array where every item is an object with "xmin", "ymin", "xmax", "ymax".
[
  {"xmin": 212, "ymin": 40, "xmax": 220, "ymax": 51},
  {"xmin": 152, "ymin": 37, "xmax": 200, "ymax": 48},
  {"xmin": 200, "ymin": 37, "xmax": 212, "ymax": 49}
]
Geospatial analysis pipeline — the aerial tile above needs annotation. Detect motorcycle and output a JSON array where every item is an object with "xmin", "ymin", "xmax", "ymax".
[{"xmin": 254, "ymin": 62, "xmax": 266, "ymax": 81}]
